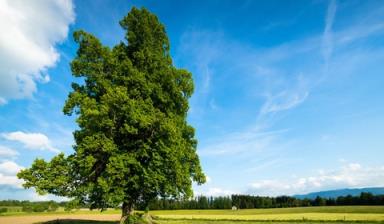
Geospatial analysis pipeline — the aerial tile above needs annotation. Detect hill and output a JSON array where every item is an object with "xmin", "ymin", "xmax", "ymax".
[{"xmin": 294, "ymin": 187, "xmax": 384, "ymax": 199}]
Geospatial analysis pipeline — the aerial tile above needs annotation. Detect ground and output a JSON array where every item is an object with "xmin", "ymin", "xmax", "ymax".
[{"xmin": 1, "ymin": 206, "xmax": 384, "ymax": 224}]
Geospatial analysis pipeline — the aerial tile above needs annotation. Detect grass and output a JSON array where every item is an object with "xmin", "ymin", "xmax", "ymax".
[
  {"xmin": 151, "ymin": 206, "xmax": 384, "ymax": 214},
  {"xmin": 38, "ymin": 220, "xmax": 384, "ymax": 224},
  {"xmin": 2, "ymin": 206, "xmax": 384, "ymax": 217},
  {"xmin": 158, "ymin": 221, "xmax": 384, "ymax": 224},
  {"xmin": 148, "ymin": 206, "xmax": 384, "ymax": 221},
  {"xmin": 153, "ymin": 213, "xmax": 384, "ymax": 221},
  {"xmin": 41, "ymin": 220, "xmax": 117, "ymax": 224},
  {"xmin": 1, "ymin": 206, "xmax": 384, "ymax": 223}
]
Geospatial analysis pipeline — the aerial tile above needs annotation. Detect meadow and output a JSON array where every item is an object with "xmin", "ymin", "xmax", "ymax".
[
  {"xmin": 1, "ymin": 206, "xmax": 384, "ymax": 224},
  {"xmin": 150, "ymin": 206, "xmax": 384, "ymax": 222}
]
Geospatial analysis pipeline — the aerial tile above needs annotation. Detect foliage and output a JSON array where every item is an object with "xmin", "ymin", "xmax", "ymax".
[
  {"xmin": 136, "ymin": 193, "xmax": 384, "ymax": 210},
  {"xmin": 17, "ymin": 6, "xmax": 205, "ymax": 218},
  {"xmin": 139, "ymin": 196, "xmax": 232, "ymax": 210}
]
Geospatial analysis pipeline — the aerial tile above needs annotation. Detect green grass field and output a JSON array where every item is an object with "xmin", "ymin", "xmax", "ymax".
[
  {"xmin": 40, "ymin": 221, "xmax": 384, "ymax": 224},
  {"xmin": 149, "ymin": 206, "xmax": 384, "ymax": 221},
  {"xmin": 1, "ymin": 206, "xmax": 384, "ymax": 223}
]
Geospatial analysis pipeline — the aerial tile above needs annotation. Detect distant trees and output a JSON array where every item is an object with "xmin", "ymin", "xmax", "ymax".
[
  {"xmin": 136, "ymin": 196, "xmax": 232, "ymax": 210},
  {"xmin": 313, "ymin": 196, "xmax": 327, "ymax": 206},
  {"xmin": 137, "ymin": 192, "xmax": 384, "ymax": 210},
  {"xmin": 232, "ymin": 195, "xmax": 302, "ymax": 209},
  {"xmin": 1, "ymin": 192, "xmax": 383, "ymax": 213},
  {"xmin": 0, "ymin": 200, "xmax": 60, "ymax": 212},
  {"xmin": 21, "ymin": 201, "xmax": 58, "ymax": 212}
]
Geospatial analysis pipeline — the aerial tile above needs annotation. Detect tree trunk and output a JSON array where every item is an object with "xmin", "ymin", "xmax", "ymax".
[{"xmin": 120, "ymin": 201, "xmax": 134, "ymax": 224}]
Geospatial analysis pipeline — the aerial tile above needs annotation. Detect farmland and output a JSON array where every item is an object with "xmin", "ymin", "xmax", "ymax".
[{"xmin": 1, "ymin": 206, "xmax": 384, "ymax": 224}]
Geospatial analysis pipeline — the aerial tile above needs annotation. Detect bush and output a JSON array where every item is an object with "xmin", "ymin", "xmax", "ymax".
[
  {"xmin": 124, "ymin": 213, "xmax": 155, "ymax": 224},
  {"xmin": 0, "ymin": 207, "xmax": 7, "ymax": 213}
]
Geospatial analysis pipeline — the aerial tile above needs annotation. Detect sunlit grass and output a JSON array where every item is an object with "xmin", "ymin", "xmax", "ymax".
[
  {"xmin": 149, "ymin": 206, "xmax": 384, "ymax": 221},
  {"xmin": 150, "ymin": 206, "xmax": 384, "ymax": 215},
  {"xmin": 155, "ymin": 213, "xmax": 384, "ymax": 221},
  {"xmin": 2, "ymin": 206, "xmax": 384, "ymax": 223}
]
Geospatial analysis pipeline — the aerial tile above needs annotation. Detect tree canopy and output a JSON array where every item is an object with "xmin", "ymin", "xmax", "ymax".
[{"xmin": 17, "ymin": 7, "xmax": 205, "ymax": 222}]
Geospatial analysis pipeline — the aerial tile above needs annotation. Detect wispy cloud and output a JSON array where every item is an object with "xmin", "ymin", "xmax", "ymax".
[
  {"xmin": 178, "ymin": 30, "xmax": 224, "ymax": 95},
  {"xmin": 260, "ymin": 75, "xmax": 309, "ymax": 115},
  {"xmin": 181, "ymin": 1, "xmax": 384, "ymax": 196},
  {"xmin": 198, "ymin": 128, "xmax": 285, "ymax": 156},
  {"xmin": 322, "ymin": 0, "xmax": 337, "ymax": 71}
]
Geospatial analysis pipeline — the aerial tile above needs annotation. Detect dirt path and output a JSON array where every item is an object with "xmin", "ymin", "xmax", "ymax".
[{"xmin": 0, "ymin": 214, "xmax": 120, "ymax": 224}]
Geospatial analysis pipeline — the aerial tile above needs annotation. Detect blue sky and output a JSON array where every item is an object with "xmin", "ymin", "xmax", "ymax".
[{"xmin": 1, "ymin": 0, "xmax": 384, "ymax": 200}]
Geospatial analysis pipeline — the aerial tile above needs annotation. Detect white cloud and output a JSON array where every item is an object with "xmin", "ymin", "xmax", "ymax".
[
  {"xmin": 28, "ymin": 191, "xmax": 68, "ymax": 202},
  {"xmin": 196, "ymin": 187, "xmax": 235, "ymax": 197},
  {"xmin": 0, "ymin": 0, "xmax": 75, "ymax": 103},
  {"xmin": 0, "ymin": 161, "xmax": 23, "ymax": 175},
  {"xmin": 248, "ymin": 163, "xmax": 384, "ymax": 196},
  {"xmin": 0, "ymin": 145, "xmax": 19, "ymax": 157},
  {"xmin": 2, "ymin": 131, "xmax": 60, "ymax": 153},
  {"xmin": 0, "ymin": 161, "xmax": 24, "ymax": 188},
  {"xmin": 0, "ymin": 173, "xmax": 23, "ymax": 188},
  {"xmin": 206, "ymin": 187, "xmax": 234, "ymax": 196}
]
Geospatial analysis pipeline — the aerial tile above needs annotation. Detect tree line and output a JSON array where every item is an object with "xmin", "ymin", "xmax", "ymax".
[
  {"xmin": 138, "ymin": 192, "xmax": 384, "ymax": 210},
  {"xmin": 0, "ymin": 200, "xmax": 63, "ymax": 213},
  {"xmin": 1, "ymin": 192, "xmax": 384, "ymax": 212}
]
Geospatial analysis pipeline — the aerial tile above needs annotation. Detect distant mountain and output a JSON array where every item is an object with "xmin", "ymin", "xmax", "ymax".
[{"xmin": 294, "ymin": 187, "xmax": 384, "ymax": 199}]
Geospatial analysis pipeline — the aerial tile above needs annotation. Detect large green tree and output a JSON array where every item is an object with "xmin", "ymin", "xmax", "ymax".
[{"xmin": 17, "ymin": 7, "xmax": 205, "ymax": 223}]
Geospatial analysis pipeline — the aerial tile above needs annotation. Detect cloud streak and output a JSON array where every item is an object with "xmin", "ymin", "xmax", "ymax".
[
  {"xmin": 182, "ymin": 1, "xmax": 384, "ymax": 197},
  {"xmin": 198, "ymin": 128, "xmax": 284, "ymax": 156},
  {"xmin": 322, "ymin": 0, "xmax": 337, "ymax": 70},
  {"xmin": 260, "ymin": 75, "xmax": 309, "ymax": 115}
]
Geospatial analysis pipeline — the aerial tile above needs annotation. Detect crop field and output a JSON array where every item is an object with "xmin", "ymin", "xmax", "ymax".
[{"xmin": 0, "ymin": 206, "xmax": 384, "ymax": 224}]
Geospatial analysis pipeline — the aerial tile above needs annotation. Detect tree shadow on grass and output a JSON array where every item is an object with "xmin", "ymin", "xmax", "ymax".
[{"xmin": 41, "ymin": 219, "xmax": 118, "ymax": 224}]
